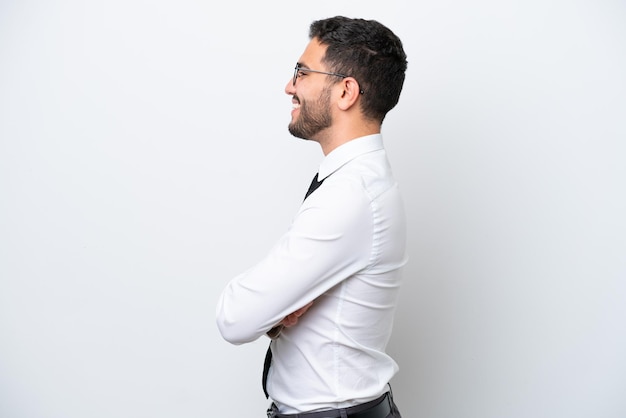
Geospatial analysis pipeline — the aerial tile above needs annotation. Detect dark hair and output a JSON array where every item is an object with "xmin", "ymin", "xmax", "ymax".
[{"xmin": 309, "ymin": 16, "xmax": 408, "ymax": 123}]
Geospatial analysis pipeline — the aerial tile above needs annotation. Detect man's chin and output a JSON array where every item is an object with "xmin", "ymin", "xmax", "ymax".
[{"xmin": 288, "ymin": 125, "xmax": 309, "ymax": 140}]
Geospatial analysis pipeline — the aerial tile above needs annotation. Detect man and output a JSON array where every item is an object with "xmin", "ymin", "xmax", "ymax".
[{"xmin": 216, "ymin": 16, "xmax": 408, "ymax": 418}]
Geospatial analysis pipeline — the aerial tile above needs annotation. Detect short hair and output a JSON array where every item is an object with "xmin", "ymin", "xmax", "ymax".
[{"xmin": 309, "ymin": 16, "xmax": 408, "ymax": 123}]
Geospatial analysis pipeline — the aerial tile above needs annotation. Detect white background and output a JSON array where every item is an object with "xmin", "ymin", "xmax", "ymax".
[{"xmin": 1, "ymin": 1, "xmax": 625, "ymax": 417}]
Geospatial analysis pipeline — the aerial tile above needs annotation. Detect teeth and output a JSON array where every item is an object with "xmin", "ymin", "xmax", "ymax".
[{"xmin": 292, "ymin": 103, "xmax": 301, "ymax": 110}]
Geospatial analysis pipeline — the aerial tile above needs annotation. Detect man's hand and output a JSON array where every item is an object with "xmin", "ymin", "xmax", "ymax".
[
  {"xmin": 279, "ymin": 301, "xmax": 314, "ymax": 328},
  {"xmin": 266, "ymin": 302, "xmax": 314, "ymax": 339}
]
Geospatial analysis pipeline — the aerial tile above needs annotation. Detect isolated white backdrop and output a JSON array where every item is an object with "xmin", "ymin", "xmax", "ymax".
[{"xmin": 1, "ymin": 1, "xmax": 625, "ymax": 417}]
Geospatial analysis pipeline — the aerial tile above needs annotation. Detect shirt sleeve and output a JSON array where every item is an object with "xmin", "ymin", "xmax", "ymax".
[{"xmin": 215, "ymin": 179, "xmax": 373, "ymax": 344}]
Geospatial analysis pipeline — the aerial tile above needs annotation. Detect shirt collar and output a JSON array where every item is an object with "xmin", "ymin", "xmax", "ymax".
[{"xmin": 318, "ymin": 134, "xmax": 384, "ymax": 180}]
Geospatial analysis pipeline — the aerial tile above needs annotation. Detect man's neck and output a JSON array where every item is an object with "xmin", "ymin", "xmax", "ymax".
[{"xmin": 317, "ymin": 122, "xmax": 380, "ymax": 156}]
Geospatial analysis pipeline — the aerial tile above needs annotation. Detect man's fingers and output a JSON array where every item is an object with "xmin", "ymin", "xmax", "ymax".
[
  {"xmin": 294, "ymin": 302, "xmax": 314, "ymax": 316},
  {"xmin": 280, "ymin": 301, "xmax": 315, "ymax": 328}
]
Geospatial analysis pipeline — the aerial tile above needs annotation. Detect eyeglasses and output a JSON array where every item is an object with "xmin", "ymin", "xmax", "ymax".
[
  {"xmin": 292, "ymin": 63, "xmax": 349, "ymax": 86},
  {"xmin": 292, "ymin": 64, "xmax": 364, "ymax": 94}
]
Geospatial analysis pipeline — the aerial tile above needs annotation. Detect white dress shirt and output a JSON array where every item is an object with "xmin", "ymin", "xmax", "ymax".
[{"xmin": 216, "ymin": 134, "xmax": 407, "ymax": 413}]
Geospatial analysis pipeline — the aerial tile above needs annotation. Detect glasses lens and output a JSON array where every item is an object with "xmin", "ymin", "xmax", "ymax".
[{"xmin": 293, "ymin": 65, "xmax": 299, "ymax": 86}]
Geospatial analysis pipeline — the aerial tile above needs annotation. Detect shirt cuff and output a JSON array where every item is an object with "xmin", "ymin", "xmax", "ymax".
[{"xmin": 266, "ymin": 325, "xmax": 284, "ymax": 339}]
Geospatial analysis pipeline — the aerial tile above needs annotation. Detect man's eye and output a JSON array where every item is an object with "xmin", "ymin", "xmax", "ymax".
[{"xmin": 298, "ymin": 71, "xmax": 307, "ymax": 77}]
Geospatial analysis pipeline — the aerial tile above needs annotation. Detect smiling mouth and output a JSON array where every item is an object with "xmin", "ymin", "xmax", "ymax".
[{"xmin": 291, "ymin": 97, "xmax": 301, "ymax": 110}]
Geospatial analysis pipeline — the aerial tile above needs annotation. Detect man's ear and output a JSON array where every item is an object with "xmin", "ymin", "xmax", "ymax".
[{"xmin": 337, "ymin": 77, "xmax": 362, "ymax": 111}]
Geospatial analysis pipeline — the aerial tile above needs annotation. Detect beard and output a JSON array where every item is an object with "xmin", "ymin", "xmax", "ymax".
[{"xmin": 288, "ymin": 87, "xmax": 332, "ymax": 140}]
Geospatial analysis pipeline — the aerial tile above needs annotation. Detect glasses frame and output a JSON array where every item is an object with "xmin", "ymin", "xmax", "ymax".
[
  {"xmin": 293, "ymin": 63, "xmax": 349, "ymax": 86},
  {"xmin": 292, "ymin": 64, "xmax": 364, "ymax": 94}
]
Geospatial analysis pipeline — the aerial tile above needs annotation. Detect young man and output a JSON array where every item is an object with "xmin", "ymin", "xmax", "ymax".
[{"xmin": 217, "ymin": 16, "xmax": 408, "ymax": 418}]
